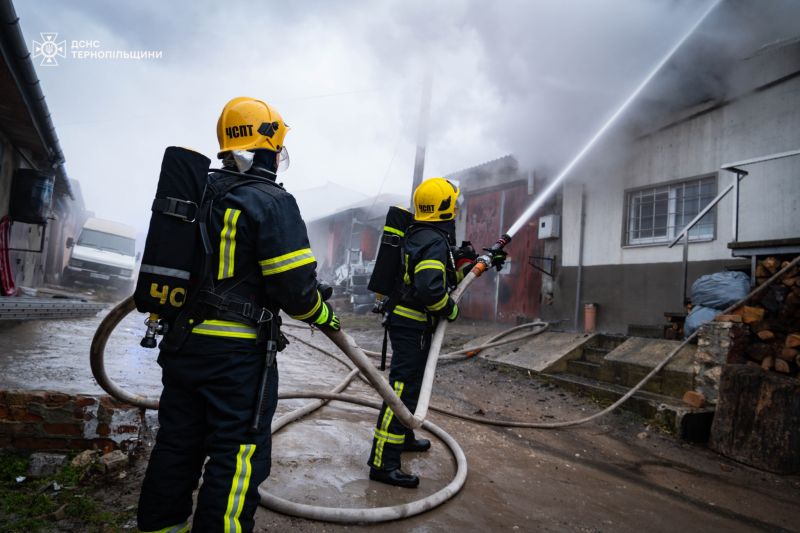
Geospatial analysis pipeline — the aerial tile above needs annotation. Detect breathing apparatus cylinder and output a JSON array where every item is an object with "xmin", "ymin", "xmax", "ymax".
[
  {"xmin": 367, "ymin": 205, "xmax": 413, "ymax": 296},
  {"xmin": 133, "ymin": 147, "xmax": 211, "ymax": 320}
]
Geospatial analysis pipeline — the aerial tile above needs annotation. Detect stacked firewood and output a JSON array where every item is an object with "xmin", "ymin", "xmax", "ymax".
[{"xmin": 726, "ymin": 256, "xmax": 800, "ymax": 376}]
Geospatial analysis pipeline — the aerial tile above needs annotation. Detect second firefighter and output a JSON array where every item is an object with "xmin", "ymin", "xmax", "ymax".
[{"xmin": 367, "ymin": 177, "xmax": 505, "ymax": 488}]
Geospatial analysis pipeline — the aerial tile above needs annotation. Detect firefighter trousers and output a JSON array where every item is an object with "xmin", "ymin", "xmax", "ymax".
[
  {"xmin": 137, "ymin": 347, "xmax": 278, "ymax": 533},
  {"xmin": 368, "ymin": 318, "xmax": 432, "ymax": 471}
]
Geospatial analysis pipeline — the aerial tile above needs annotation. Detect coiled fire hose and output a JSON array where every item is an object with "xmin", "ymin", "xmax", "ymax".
[{"xmin": 90, "ymin": 254, "xmax": 800, "ymax": 523}]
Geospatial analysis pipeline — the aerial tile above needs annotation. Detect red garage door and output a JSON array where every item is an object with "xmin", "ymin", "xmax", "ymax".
[{"xmin": 462, "ymin": 183, "xmax": 541, "ymax": 322}]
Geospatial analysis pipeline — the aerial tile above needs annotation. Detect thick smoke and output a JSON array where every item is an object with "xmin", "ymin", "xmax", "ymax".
[
  {"xmin": 362, "ymin": 0, "xmax": 800, "ymax": 177},
  {"xmin": 15, "ymin": 0, "xmax": 800, "ymax": 230}
]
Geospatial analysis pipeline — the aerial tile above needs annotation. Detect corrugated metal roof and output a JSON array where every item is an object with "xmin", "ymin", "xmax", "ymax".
[
  {"xmin": 445, "ymin": 154, "xmax": 518, "ymax": 183},
  {"xmin": 0, "ymin": 0, "xmax": 73, "ymax": 199}
]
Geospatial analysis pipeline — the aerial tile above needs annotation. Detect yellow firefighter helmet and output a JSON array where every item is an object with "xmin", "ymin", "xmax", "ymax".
[
  {"xmin": 413, "ymin": 177, "xmax": 460, "ymax": 222},
  {"xmin": 216, "ymin": 97, "xmax": 289, "ymax": 158}
]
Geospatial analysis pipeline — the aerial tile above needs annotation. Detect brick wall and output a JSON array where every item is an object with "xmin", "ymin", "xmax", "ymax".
[{"xmin": 0, "ymin": 390, "xmax": 145, "ymax": 453}]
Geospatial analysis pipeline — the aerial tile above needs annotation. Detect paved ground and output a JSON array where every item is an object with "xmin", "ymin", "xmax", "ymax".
[{"xmin": 1, "ymin": 308, "xmax": 798, "ymax": 532}]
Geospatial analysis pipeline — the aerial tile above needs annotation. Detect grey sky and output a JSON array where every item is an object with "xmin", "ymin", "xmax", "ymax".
[{"xmin": 14, "ymin": 0, "xmax": 797, "ymax": 231}]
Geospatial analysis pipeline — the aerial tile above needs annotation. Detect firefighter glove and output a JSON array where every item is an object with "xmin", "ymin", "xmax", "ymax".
[
  {"xmin": 314, "ymin": 302, "xmax": 340, "ymax": 331},
  {"xmin": 446, "ymin": 303, "xmax": 460, "ymax": 322},
  {"xmin": 489, "ymin": 249, "xmax": 508, "ymax": 271}
]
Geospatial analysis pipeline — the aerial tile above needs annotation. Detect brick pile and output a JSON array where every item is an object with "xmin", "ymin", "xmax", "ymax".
[{"xmin": 0, "ymin": 390, "xmax": 144, "ymax": 453}]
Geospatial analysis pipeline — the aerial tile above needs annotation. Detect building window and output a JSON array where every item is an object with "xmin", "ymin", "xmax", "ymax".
[{"xmin": 624, "ymin": 175, "xmax": 716, "ymax": 245}]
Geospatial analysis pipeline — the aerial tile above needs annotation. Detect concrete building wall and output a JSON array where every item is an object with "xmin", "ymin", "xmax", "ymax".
[
  {"xmin": 564, "ymin": 75, "xmax": 800, "ymax": 268},
  {"xmin": 546, "ymin": 42, "xmax": 800, "ymax": 333}
]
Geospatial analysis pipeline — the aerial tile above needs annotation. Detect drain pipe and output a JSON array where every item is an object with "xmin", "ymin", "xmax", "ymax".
[{"xmin": 573, "ymin": 184, "xmax": 586, "ymax": 331}]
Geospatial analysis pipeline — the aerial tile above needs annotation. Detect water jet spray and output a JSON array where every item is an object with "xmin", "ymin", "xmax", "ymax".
[{"xmin": 505, "ymin": 0, "xmax": 722, "ymax": 238}]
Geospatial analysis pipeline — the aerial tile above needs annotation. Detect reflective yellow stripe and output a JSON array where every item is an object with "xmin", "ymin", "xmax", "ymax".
[
  {"xmin": 414, "ymin": 259, "xmax": 445, "ymax": 274},
  {"xmin": 218, "ymin": 208, "xmax": 241, "ymax": 280},
  {"xmin": 373, "ymin": 428, "xmax": 405, "ymax": 444},
  {"xmin": 448, "ymin": 303, "xmax": 459, "ymax": 320},
  {"xmin": 373, "ymin": 381, "xmax": 404, "ymax": 468},
  {"xmin": 224, "ymin": 444, "xmax": 256, "ymax": 533},
  {"xmin": 427, "ymin": 293, "xmax": 450, "ymax": 312},
  {"xmin": 140, "ymin": 523, "xmax": 190, "ymax": 533},
  {"xmin": 259, "ymin": 248, "xmax": 316, "ymax": 276},
  {"xmin": 384, "ymin": 225, "xmax": 405, "ymax": 237},
  {"xmin": 314, "ymin": 302, "xmax": 330, "ymax": 325},
  {"xmin": 393, "ymin": 305, "xmax": 427, "ymax": 322},
  {"xmin": 290, "ymin": 291, "xmax": 322, "ymax": 321},
  {"xmin": 192, "ymin": 320, "xmax": 257, "ymax": 339}
]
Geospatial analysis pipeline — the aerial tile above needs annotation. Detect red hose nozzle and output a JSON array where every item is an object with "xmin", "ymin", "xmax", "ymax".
[
  {"xmin": 472, "ymin": 234, "xmax": 512, "ymax": 277},
  {"xmin": 488, "ymin": 234, "xmax": 512, "ymax": 253}
]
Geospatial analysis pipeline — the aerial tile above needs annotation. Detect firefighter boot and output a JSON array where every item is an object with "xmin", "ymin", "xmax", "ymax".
[
  {"xmin": 369, "ymin": 467, "xmax": 420, "ymax": 489},
  {"xmin": 403, "ymin": 430, "xmax": 431, "ymax": 453}
]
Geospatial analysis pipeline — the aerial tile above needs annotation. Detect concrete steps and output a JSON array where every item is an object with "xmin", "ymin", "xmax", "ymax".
[
  {"xmin": 477, "ymin": 330, "xmax": 710, "ymax": 440},
  {"xmin": 566, "ymin": 359, "xmax": 602, "ymax": 380},
  {"xmin": 544, "ymin": 372, "xmax": 713, "ymax": 442},
  {"xmin": 549, "ymin": 334, "xmax": 707, "ymax": 438},
  {"xmin": 601, "ymin": 337, "xmax": 696, "ymax": 398},
  {"xmin": 550, "ymin": 334, "xmax": 696, "ymax": 400},
  {"xmin": 582, "ymin": 345, "xmax": 610, "ymax": 364}
]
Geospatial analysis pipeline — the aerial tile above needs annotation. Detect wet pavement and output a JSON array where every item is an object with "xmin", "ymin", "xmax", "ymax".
[
  {"xmin": 0, "ymin": 306, "xmax": 162, "ymax": 396},
  {"xmin": 1, "ymin": 310, "xmax": 799, "ymax": 532},
  {"xmin": 258, "ymin": 325, "xmax": 800, "ymax": 533}
]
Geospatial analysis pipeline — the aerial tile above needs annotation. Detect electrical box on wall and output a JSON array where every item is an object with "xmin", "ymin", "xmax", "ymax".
[{"xmin": 538, "ymin": 214, "xmax": 561, "ymax": 239}]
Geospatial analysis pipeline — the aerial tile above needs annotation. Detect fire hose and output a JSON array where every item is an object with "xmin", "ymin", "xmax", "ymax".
[
  {"xmin": 89, "ymin": 295, "xmax": 544, "ymax": 523},
  {"xmin": 90, "ymin": 243, "xmax": 800, "ymax": 523},
  {"xmin": 90, "ymin": 237, "xmax": 520, "ymax": 522}
]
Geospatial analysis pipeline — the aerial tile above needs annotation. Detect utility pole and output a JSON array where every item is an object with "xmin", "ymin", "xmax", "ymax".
[{"xmin": 410, "ymin": 71, "xmax": 432, "ymax": 203}]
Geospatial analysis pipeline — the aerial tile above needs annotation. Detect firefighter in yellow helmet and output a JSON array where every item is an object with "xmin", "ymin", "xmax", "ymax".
[
  {"xmin": 138, "ymin": 97, "xmax": 339, "ymax": 532},
  {"xmin": 216, "ymin": 96, "xmax": 290, "ymax": 172},
  {"xmin": 367, "ymin": 177, "xmax": 504, "ymax": 488}
]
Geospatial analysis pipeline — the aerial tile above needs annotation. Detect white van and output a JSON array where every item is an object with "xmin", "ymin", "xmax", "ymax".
[{"xmin": 63, "ymin": 217, "xmax": 138, "ymax": 293}]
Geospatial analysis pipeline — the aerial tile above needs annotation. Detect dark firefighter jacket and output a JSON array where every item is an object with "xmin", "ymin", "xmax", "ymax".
[
  {"xmin": 393, "ymin": 223, "xmax": 459, "ymax": 326},
  {"xmin": 183, "ymin": 172, "xmax": 328, "ymax": 348}
]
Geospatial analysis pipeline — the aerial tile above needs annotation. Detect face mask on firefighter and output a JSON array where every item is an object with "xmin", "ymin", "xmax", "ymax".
[{"xmin": 231, "ymin": 150, "xmax": 255, "ymax": 173}]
